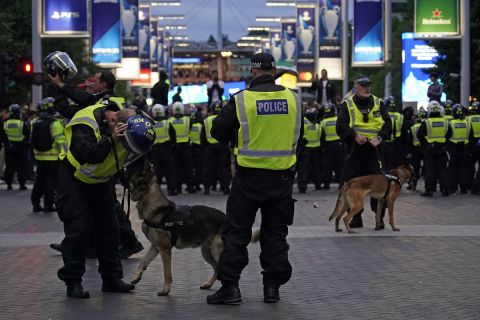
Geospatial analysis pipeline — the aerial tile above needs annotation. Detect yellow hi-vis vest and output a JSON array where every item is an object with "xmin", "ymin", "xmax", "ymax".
[
  {"xmin": 320, "ymin": 116, "xmax": 340, "ymax": 142},
  {"xmin": 204, "ymin": 115, "xmax": 219, "ymax": 144},
  {"xmin": 305, "ymin": 122, "xmax": 321, "ymax": 148},
  {"xmin": 234, "ymin": 88, "xmax": 301, "ymax": 170},
  {"xmin": 169, "ymin": 116, "xmax": 190, "ymax": 143},
  {"xmin": 345, "ymin": 96, "xmax": 384, "ymax": 139},
  {"xmin": 153, "ymin": 120, "xmax": 170, "ymax": 144},
  {"xmin": 3, "ymin": 119, "xmax": 24, "ymax": 142},
  {"xmin": 410, "ymin": 123, "xmax": 421, "ymax": 147},
  {"xmin": 449, "ymin": 119, "xmax": 469, "ymax": 144},
  {"xmin": 444, "ymin": 114, "xmax": 454, "ymax": 122},
  {"xmin": 96, "ymin": 96, "xmax": 125, "ymax": 109},
  {"xmin": 388, "ymin": 111, "xmax": 404, "ymax": 140},
  {"xmin": 63, "ymin": 104, "xmax": 128, "ymax": 184},
  {"xmin": 467, "ymin": 115, "xmax": 480, "ymax": 138},
  {"xmin": 425, "ymin": 117, "xmax": 448, "ymax": 143},
  {"xmin": 189, "ymin": 122, "xmax": 202, "ymax": 145},
  {"xmin": 32, "ymin": 118, "xmax": 66, "ymax": 161}
]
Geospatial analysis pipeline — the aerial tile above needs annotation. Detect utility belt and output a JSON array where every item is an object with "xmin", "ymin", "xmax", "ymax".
[{"xmin": 236, "ymin": 165, "xmax": 296, "ymax": 179}]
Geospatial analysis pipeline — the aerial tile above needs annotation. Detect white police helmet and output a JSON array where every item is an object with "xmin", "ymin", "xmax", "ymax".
[
  {"xmin": 151, "ymin": 104, "xmax": 166, "ymax": 117},
  {"xmin": 427, "ymin": 100, "xmax": 444, "ymax": 116},
  {"xmin": 172, "ymin": 102, "xmax": 185, "ymax": 115}
]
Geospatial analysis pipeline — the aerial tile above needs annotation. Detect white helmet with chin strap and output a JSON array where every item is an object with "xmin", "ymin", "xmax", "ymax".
[
  {"xmin": 151, "ymin": 104, "xmax": 166, "ymax": 117},
  {"xmin": 172, "ymin": 101, "xmax": 185, "ymax": 115},
  {"xmin": 427, "ymin": 100, "xmax": 444, "ymax": 116}
]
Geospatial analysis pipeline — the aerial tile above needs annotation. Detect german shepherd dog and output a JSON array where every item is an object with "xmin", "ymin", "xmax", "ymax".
[{"xmin": 328, "ymin": 164, "xmax": 414, "ymax": 233}]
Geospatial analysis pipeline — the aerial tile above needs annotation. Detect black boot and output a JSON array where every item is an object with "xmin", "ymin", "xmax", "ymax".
[
  {"xmin": 102, "ymin": 279, "xmax": 135, "ymax": 293},
  {"xmin": 263, "ymin": 284, "xmax": 280, "ymax": 303},
  {"xmin": 33, "ymin": 205, "xmax": 43, "ymax": 213},
  {"xmin": 349, "ymin": 214, "xmax": 363, "ymax": 228},
  {"xmin": 207, "ymin": 285, "xmax": 242, "ymax": 305},
  {"xmin": 19, "ymin": 184, "xmax": 27, "ymax": 190},
  {"xmin": 67, "ymin": 282, "xmax": 90, "ymax": 299}
]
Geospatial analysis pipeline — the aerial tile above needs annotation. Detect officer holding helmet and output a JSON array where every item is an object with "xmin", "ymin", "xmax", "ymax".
[
  {"xmin": 30, "ymin": 97, "xmax": 66, "ymax": 213},
  {"xmin": 0, "ymin": 104, "xmax": 30, "ymax": 190},
  {"xmin": 447, "ymin": 104, "xmax": 470, "ymax": 194},
  {"xmin": 56, "ymin": 98, "xmax": 155, "ymax": 298}
]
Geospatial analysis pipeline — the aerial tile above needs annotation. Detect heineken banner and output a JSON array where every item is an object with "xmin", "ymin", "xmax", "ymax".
[
  {"xmin": 318, "ymin": 0, "xmax": 342, "ymax": 79},
  {"xmin": 157, "ymin": 27, "xmax": 165, "ymax": 70},
  {"xmin": 92, "ymin": 0, "xmax": 122, "ymax": 67},
  {"xmin": 352, "ymin": 0, "xmax": 384, "ymax": 66},
  {"xmin": 120, "ymin": 0, "xmax": 139, "ymax": 58},
  {"xmin": 296, "ymin": 4, "xmax": 316, "ymax": 85},
  {"xmin": 279, "ymin": 19, "xmax": 296, "ymax": 71},
  {"xmin": 415, "ymin": 0, "xmax": 459, "ymax": 37},
  {"xmin": 132, "ymin": 4, "xmax": 151, "ymax": 86},
  {"xmin": 42, "ymin": 0, "xmax": 88, "ymax": 37},
  {"xmin": 270, "ymin": 28, "xmax": 282, "ymax": 65}
]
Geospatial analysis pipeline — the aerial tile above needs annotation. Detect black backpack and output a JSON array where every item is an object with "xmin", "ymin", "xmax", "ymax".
[{"xmin": 31, "ymin": 119, "xmax": 54, "ymax": 151}]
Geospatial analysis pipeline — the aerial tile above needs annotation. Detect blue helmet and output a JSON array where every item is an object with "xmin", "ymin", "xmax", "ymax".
[
  {"xmin": 452, "ymin": 103, "xmax": 464, "ymax": 119},
  {"xmin": 8, "ymin": 104, "xmax": 21, "ymax": 115},
  {"xmin": 324, "ymin": 103, "xmax": 337, "ymax": 117},
  {"xmin": 38, "ymin": 97, "xmax": 55, "ymax": 113},
  {"xmin": 471, "ymin": 101, "xmax": 480, "ymax": 114},
  {"xmin": 123, "ymin": 115, "xmax": 156, "ymax": 155}
]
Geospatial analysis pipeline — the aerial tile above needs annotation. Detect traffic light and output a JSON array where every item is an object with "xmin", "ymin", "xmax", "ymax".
[{"xmin": 15, "ymin": 58, "xmax": 33, "ymax": 85}]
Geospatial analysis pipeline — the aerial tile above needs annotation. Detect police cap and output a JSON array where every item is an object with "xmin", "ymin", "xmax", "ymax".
[
  {"xmin": 354, "ymin": 75, "xmax": 371, "ymax": 86},
  {"xmin": 251, "ymin": 52, "xmax": 275, "ymax": 70}
]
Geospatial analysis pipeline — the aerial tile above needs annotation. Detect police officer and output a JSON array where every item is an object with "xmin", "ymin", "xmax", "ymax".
[
  {"xmin": 295, "ymin": 104, "xmax": 311, "ymax": 193},
  {"xmin": 417, "ymin": 100, "xmax": 452, "ymax": 197},
  {"xmin": 190, "ymin": 109, "xmax": 204, "ymax": 192},
  {"xmin": 207, "ymin": 53, "xmax": 303, "ymax": 305},
  {"xmin": 407, "ymin": 109, "xmax": 427, "ymax": 190},
  {"xmin": 169, "ymin": 102, "xmax": 196, "ymax": 194},
  {"xmin": 467, "ymin": 101, "xmax": 480, "ymax": 194},
  {"xmin": 320, "ymin": 103, "xmax": 344, "ymax": 189},
  {"xmin": 30, "ymin": 98, "xmax": 66, "ymax": 212},
  {"xmin": 336, "ymin": 75, "xmax": 392, "ymax": 228},
  {"xmin": 151, "ymin": 104, "xmax": 177, "ymax": 196},
  {"xmin": 56, "ymin": 99, "xmax": 155, "ymax": 298},
  {"xmin": 447, "ymin": 104, "xmax": 470, "ymax": 194},
  {"xmin": 0, "ymin": 104, "xmax": 30, "ymax": 190},
  {"xmin": 382, "ymin": 96, "xmax": 405, "ymax": 170},
  {"xmin": 201, "ymin": 101, "xmax": 231, "ymax": 195},
  {"xmin": 443, "ymin": 100, "xmax": 454, "ymax": 122}
]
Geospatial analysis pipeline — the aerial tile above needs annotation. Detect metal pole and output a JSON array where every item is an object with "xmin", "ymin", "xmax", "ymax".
[
  {"xmin": 32, "ymin": 0, "xmax": 42, "ymax": 108},
  {"xmin": 341, "ymin": 0, "xmax": 348, "ymax": 95},
  {"xmin": 460, "ymin": 0, "xmax": 470, "ymax": 107},
  {"xmin": 384, "ymin": 0, "xmax": 392, "ymax": 99},
  {"xmin": 217, "ymin": 0, "xmax": 223, "ymax": 50}
]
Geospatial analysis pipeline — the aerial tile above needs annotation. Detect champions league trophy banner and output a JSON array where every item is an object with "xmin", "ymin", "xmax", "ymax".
[
  {"xmin": 92, "ymin": 0, "xmax": 122, "ymax": 67},
  {"xmin": 150, "ymin": 18, "xmax": 158, "ymax": 72},
  {"xmin": 318, "ymin": 0, "xmax": 342, "ymax": 79},
  {"xmin": 280, "ymin": 19, "xmax": 297, "ymax": 69},
  {"xmin": 157, "ymin": 27, "xmax": 165, "ymax": 69},
  {"xmin": 270, "ymin": 29, "xmax": 282, "ymax": 63},
  {"xmin": 296, "ymin": 4, "xmax": 316, "ymax": 85},
  {"xmin": 132, "ymin": 4, "xmax": 151, "ymax": 86},
  {"xmin": 121, "ymin": 0, "xmax": 138, "ymax": 58}
]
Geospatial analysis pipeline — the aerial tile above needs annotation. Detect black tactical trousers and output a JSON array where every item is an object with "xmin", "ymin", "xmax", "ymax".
[
  {"xmin": 203, "ymin": 144, "xmax": 230, "ymax": 191},
  {"xmin": 217, "ymin": 167, "xmax": 295, "ymax": 287},
  {"xmin": 469, "ymin": 146, "xmax": 480, "ymax": 192},
  {"xmin": 173, "ymin": 143, "xmax": 194, "ymax": 192},
  {"xmin": 297, "ymin": 147, "xmax": 322, "ymax": 189},
  {"xmin": 191, "ymin": 144, "xmax": 204, "ymax": 188},
  {"xmin": 423, "ymin": 144, "xmax": 448, "ymax": 193},
  {"xmin": 31, "ymin": 160, "xmax": 59, "ymax": 208},
  {"xmin": 322, "ymin": 141, "xmax": 345, "ymax": 185},
  {"xmin": 411, "ymin": 146, "xmax": 423, "ymax": 186},
  {"xmin": 3, "ymin": 143, "xmax": 28, "ymax": 186},
  {"xmin": 447, "ymin": 143, "xmax": 470, "ymax": 192},
  {"xmin": 151, "ymin": 143, "xmax": 177, "ymax": 193},
  {"xmin": 56, "ymin": 164, "xmax": 122, "ymax": 283}
]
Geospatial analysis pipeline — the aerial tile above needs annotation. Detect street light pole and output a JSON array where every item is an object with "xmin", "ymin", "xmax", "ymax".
[
  {"xmin": 341, "ymin": 0, "xmax": 348, "ymax": 95},
  {"xmin": 384, "ymin": 0, "xmax": 392, "ymax": 99},
  {"xmin": 217, "ymin": 0, "xmax": 223, "ymax": 78},
  {"xmin": 32, "ymin": 0, "xmax": 42, "ymax": 109},
  {"xmin": 460, "ymin": 0, "xmax": 470, "ymax": 107}
]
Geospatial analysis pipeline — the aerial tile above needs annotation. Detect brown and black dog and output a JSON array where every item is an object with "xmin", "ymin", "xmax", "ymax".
[{"xmin": 328, "ymin": 164, "xmax": 414, "ymax": 233}]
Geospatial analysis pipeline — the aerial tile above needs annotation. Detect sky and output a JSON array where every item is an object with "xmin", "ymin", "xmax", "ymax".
[{"xmin": 151, "ymin": 0, "xmax": 295, "ymax": 42}]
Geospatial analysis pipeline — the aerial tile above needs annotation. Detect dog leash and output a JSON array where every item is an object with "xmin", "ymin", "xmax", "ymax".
[{"xmin": 112, "ymin": 140, "xmax": 132, "ymax": 219}]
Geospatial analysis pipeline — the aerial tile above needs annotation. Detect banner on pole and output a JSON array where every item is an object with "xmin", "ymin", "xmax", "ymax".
[
  {"xmin": 42, "ymin": 0, "xmax": 88, "ymax": 37},
  {"xmin": 414, "ymin": 0, "xmax": 459, "ymax": 38},
  {"xmin": 157, "ymin": 27, "xmax": 165, "ymax": 70},
  {"xmin": 279, "ymin": 19, "xmax": 297, "ymax": 71},
  {"xmin": 352, "ymin": 0, "xmax": 384, "ymax": 66},
  {"xmin": 131, "ymin": 4, "xmax": 151, "ymax": 86},
  {"xmin": 296, "ymin": 4, "xmax": 316, "ymax": 86},
  {"xmin": 92, "ymin": 0, "xmax": 122, "ymax": 67},
  {"xmin": 150, "ymin": 18, "xmax": 158, "ymax": 73},
  {"xmin": 121, "ymin": 0, "xmax": 139, "ymax": 58},
  {"xmin": 318, "ymin": 0, "xmax": 342, "ymax": 79}
]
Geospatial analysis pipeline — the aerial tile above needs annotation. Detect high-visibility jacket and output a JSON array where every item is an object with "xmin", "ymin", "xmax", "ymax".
[
  {"xmin": 345, "ymin": 95, "xmax": 384, "ymax": 139},
  {"xmin": 449, "ymin": 119, "xmax": 469, "ymax": 144},
  {"xmin": 3, "ymin": 119, "xmax": 25, "ymax": 142},
  {"xmin": 444, "ymin": 114, "xmax": 454, "ymax": 122},
  {"xmin": 153, "ymin": 119, "xmax": 170, "ymax": 144},
  {"xmin": 425, "ymin": 117, "xmax": 448, "ymax": 144},
  {"xmin": 320, "ymin": 116, "xmax": 340, "ymax": 142},
  {"xmin": 234, "ymin": 88, "xmax": 301, "ymax": 170},
  {"xmin": 32, "ymin": 118, "xmax": 66, "ymax": 161},
  {"xmin": 169, "ymin": 116, "xmax": 190, "ymax": 143},
  {"xmin": 410, "ymin": 123, "xmax": 421, "ymax": 147},
  {"xmin": 467, "ymin": 115, "xmax": 480, "ymax": 138},
  {"xmin": 190, "ymin": 122, "xmax": 202, "ymax": 145},
  {"xmin": 63, "ymin": 104, "xmax": 128, "ymax": 184},
  {"xmin": 388, "ymin": 111, "xmax": 404, "ymax": 140},
  {"xmin": 204, "ymin": 115, "xmax": 219, "ymax": 144},
  {"xmin": 305, "ymin": 122, "xmax": 321, "ymax": 148},
  {"xmin": 96, "ymin": 96, "xmax": 125, "ymax": 110}
]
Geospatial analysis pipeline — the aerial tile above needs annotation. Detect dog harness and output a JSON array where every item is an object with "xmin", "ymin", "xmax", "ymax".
[
  {"xmin": 143, "ymin": 202, "xmax": 191, "ymax": 246},
  {"xmin": 382, "ymin": 173, "xmax": 402, "ymax": 200}
]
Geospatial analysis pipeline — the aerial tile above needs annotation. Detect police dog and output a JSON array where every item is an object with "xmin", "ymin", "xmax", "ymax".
[
  {"xmin": 125, "ymin": 157, "xmax": 259, "ymax": 296},
  {"xmin": 328, "ymin": 164, "xmax": 414, "ymax": 233}
]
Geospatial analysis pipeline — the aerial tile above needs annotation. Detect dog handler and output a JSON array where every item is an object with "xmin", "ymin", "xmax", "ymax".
[
  {"xmin": 336, "ymin": 75, "xmax": 392, "ymax": 228},
  {"xmin": 56, "ymin": 98, "xmax": 155, "ymax": 298},
  {"xmin": 207, "ymin": 52, "xmax": 303, "ymax": 305}
]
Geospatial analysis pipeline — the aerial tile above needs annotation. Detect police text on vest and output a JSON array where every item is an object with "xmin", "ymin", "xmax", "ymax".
[{"xmin": 256, "ymin": 99, "xmax": 288, "ymax": 115}]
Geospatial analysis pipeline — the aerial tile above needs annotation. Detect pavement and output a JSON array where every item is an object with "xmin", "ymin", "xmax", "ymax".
[{"xmin": 1, "ymin": 180, "xmax": 480, "ymax": 320}]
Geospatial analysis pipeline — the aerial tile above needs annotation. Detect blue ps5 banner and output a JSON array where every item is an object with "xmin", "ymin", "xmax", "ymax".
[
  {"xmin": 92, "ymin": 0, "xmax": 122, "ymax": 66},
  {"xmin": 43, "ymin": 0, "xmax": 88, "ymax": 36},
  {"xmin": 353, "ymin": 0, "xmax": 384, "ymax": 66},
  {"xmin": 121, "ymin": 0, "xmax": 139, "ymax": 58}
]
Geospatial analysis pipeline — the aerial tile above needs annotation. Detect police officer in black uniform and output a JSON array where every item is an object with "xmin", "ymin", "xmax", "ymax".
[
  {"xmin": 207, "ymin": 53, "xmax": 303, "ymax": 305},
  {"xmin": 336, "ymin": 75, "xmax": 392, "ymax": 228}
]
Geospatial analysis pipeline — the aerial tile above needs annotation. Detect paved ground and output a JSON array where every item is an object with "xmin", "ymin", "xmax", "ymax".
[{"xmin": 1, "ymin": 180, "xmax": 480, "ymax": 320}]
